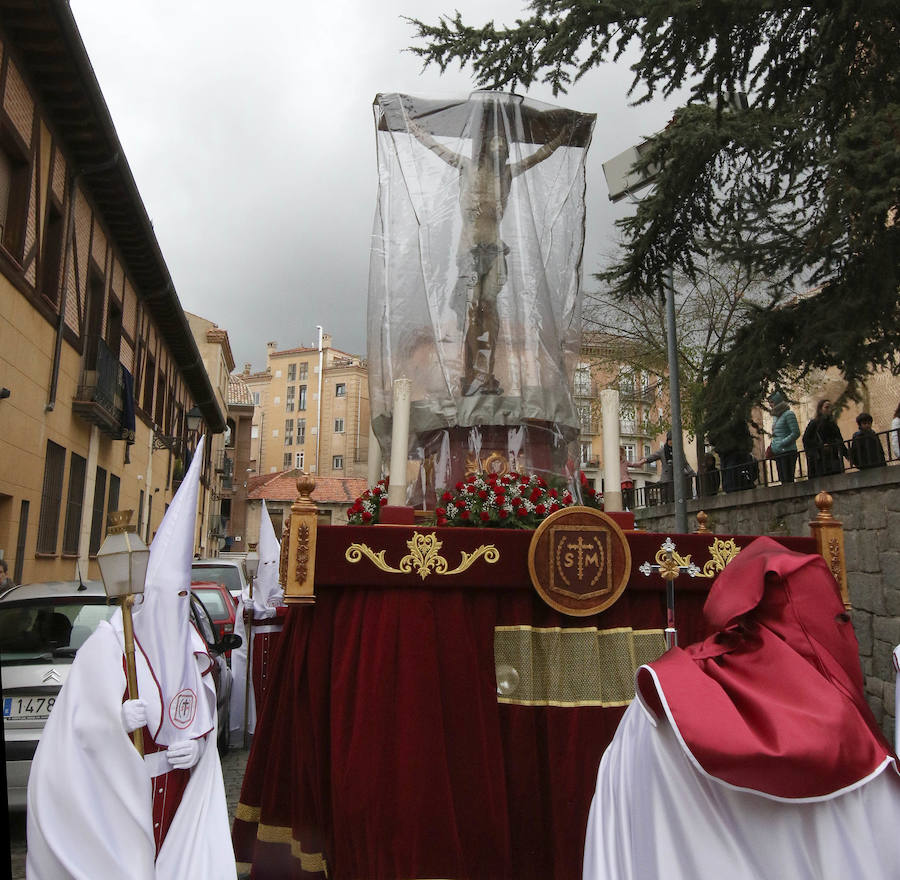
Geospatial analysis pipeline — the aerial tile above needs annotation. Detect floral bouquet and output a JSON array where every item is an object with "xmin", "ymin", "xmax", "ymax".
[
  {"xmin": 347, "ymin": 477, "xmax": 389, "ymax": 524},
  {"xmin": 435, "ymin": 472, "xmax": 574, "ymax": 528},
  {"xmin": 577, "ymin": 471, "xmax": 604, "ymax": 510}
]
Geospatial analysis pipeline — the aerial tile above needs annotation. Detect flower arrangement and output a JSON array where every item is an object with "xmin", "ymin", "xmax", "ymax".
[
  {"xmin": 347, "ymin": 477, "xmax": 389, "ymax": 524},
  {"xmin": 577, "ymin": 471, "xmax": 604, "ymax": 510},
  {"xmin": 435, "ymin": 471, "xmax": 574, "ymax": 528}
]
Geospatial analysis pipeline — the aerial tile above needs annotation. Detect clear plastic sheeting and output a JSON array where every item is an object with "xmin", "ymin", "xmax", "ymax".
[{"xmin": 369, "ymin": 91, "xmax": 596, "ymax": 492}]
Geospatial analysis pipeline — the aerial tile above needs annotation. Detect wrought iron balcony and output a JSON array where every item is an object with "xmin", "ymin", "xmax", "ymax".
[{"xmin": 73, "ymin": 338, "xmax": 127, "ymax": 439}]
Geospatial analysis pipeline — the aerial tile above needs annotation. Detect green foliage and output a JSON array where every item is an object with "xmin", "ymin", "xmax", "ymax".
[{"xmin": 409, "ymin": 2, "xmax": 900, "ymax": 442}]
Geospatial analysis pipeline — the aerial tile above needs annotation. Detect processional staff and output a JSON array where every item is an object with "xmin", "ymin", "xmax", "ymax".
[
  {"xmin": 639, "ymin": 537, "xmax": 701, "ymax": 649},
  {"xmin": 242, "ymin": 543, "xmax": 260, "ymax": 749},
  {"xmin": 96, "ymin": 510, "xmax": 150, "ymax": 756}
]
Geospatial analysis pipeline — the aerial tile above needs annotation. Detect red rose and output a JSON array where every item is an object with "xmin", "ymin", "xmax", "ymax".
[
  {"xmin": 435, "ymin": 507, "xmax": 446, "ymax": 517},
  {"xmin": 442, "ymin": 491, "xmax": 453, "ymax": 502},
  {"xmin": 535, "ymin": 504, "xmax": 546, "ymax": 515},
  {"xmin": 530, "ymin": 488, "xmax": 542, "ymax": 502},
  {"xmin": 362, "ymin": 511, "xmax": 373, "ymax": 522},
  {"xmin": 549, "ymin": 488, "xmax": 558, "ymax": 499},
  {"xmin": 466, "ymin": 474, "xmax": 476, "ymax": 483},
  {"xmin": 456, "ymin": 481, "xmax": 464, "ymax": 491},
  {"xmin": 380, "ymin": 496, "xmax": 388, "ymax": 505},
  {"xmin": 550, "ymin": 502, "xmax": 560, "ymax": 512},
  {"xmin": 460, "ymin": 509, "xmax": 470, "ymax": 520},
  {"xmin": 480, "ymin": 511, "xmax": 490, "ymax": 522},
  {"xmin": 517, "ymin": 506, "xmax": 528, "ymax": 517},
  {"xmin": 499, "ymin": 509, "xmax": 509, "ymax": 519},
  {"xmin": 478, "ymin": 489, "xmax": 488, "ymax": 500},
  {"xmin": 437, "ymin": 516, "xmax": 447, "ymax": 526}
]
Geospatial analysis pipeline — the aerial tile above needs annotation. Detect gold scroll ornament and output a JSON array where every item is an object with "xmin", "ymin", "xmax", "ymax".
[
  {"xmin": 648, "ymin": 537, "xmax": 742, "ymax": 580},
  {"xmin": 345, "ymin": 531, "xmax": 499, "ymax": 580}
]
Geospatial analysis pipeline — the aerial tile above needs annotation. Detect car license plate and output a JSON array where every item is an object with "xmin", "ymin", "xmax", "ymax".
[{"xmin": 3, "ymin": 695, "xmax": 55, "ymax": 721}]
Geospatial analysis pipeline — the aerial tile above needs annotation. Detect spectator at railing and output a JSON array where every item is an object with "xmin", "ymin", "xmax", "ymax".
[
  {"xmin": 850, "ymin": 412, "xmax": 886, "ymax": 470},
  {"xmin": 635, "ymin": 432, "xmax": 695, "ymax": 504},
  {"xmin": 697, "ymin": 453, "xmax": 721, "ymax": 497},
  {"xmin": 802, "ymin": 399, "xmax": 848, "ymax": 477},
  {"xmin": 711, "ymin": 418, "xmax": 757, "ymax": 493},
  {"xmin": 891, "ymin": 401, "xmax": 900, "ymax": 461},
  {"xmin": 768, "ymin": 390, "xmax": 800, "ymax": 483}
]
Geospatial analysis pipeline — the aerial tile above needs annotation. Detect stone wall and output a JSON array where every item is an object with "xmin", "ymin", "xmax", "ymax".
[{"xmin": 633, "ymin": 466, "xmax": 900, "ymax": 743}]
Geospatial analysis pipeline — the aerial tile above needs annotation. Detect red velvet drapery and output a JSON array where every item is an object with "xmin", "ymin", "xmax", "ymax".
[{"xmin": 233, "ymin": 527, "xmax": 816, "ymax": 879}]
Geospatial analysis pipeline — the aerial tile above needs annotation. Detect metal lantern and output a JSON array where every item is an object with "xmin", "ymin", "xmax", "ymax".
[
  {"xmin": 96, "ymin": 510, "xmax": 148, "ymax": 756},
  {"xmin": 243, "ymin": 546, "xmax": 260, "ymax": 581},
  {"xmin": 96, "ymin": 511, "xmax": 150, "ymax": 599}
]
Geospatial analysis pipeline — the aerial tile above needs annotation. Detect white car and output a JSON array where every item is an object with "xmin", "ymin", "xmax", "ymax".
[
  {"xmin": 191, "ymin": 557, "xmax": 249, "ymax": 605},
  {"xmin": 0, "ymin": 580, "xmax": 115, "ymax": 810},
  {"xmin": 1, "ymin": 579, "xmax": 241, "ymax": 810}
]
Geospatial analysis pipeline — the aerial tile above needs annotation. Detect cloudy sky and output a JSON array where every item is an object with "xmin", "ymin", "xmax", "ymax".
[{"xmin": 69, "ymin": 0, "xmax": 679, "ymax": 371}]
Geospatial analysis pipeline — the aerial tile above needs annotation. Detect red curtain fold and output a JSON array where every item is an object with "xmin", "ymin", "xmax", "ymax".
[{"xmin": 233, "ymin": 577, "xmax": 711, "ymax": 879}]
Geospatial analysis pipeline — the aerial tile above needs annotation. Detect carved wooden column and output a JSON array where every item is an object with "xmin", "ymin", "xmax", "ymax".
[
  {"xmin": 284, "ymin": 472, "xmax": 318, "ymax": 605},
  {"xmin": 809, "ymin": 491, "xmax": 850, "ymax": 611}
]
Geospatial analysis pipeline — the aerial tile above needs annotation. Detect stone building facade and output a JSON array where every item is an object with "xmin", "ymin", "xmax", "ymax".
[
  {"xmin": 240, "ymin": 333, "xmax": 370, "ymax": 479},
  {"xmin": 0, "ymin": 7, "xmax": 224, "ymax": 584}
]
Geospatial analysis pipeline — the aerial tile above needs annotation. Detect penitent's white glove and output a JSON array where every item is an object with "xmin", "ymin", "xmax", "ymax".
[
  {"xmin": 166, "ymin": 737, "xmax": 204, "ymax": 770},
  {"xmin": 121, "ymin": 699, "xmax": 147, "ymax": 733}
]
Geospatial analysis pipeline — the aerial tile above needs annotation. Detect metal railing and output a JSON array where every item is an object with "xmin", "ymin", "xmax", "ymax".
[
  {"xmin": 626, "ymin": 428, "xmax": 899, "ymax": 510},
  {"xmin": 73, "ymin": 337, "xmax": 124, "ymax": 433}
]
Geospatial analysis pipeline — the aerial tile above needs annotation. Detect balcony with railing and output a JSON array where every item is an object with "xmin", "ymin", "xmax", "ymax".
[
  {"xmin": 73, "ymin": 337, "xmax": 127, "ymax": 439},
  {"xmin": 215, "ymin": 448, "xmax": 234, "ymax": 490}
]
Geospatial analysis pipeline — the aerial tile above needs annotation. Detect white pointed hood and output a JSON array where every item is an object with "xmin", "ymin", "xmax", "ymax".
[
  {"xmin": 252, "ymin": 500, "xmax": 283, "ymax": 614},
  {"xmin": 133, "ymin": 435, "xmax": 214, "ymax": 745}
]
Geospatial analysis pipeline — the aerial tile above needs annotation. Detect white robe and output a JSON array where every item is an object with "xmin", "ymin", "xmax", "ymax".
[
  {"xmin": 583, "ymin": 699, "xmax": 900, "ymax": 880},
  {"xmin": 26, "ymin": 620, "xmax": 237, "ymax": 880}
]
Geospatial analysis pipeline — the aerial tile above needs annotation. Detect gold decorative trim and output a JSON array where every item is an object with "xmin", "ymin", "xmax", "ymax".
[
  {"xmin": 296, "ymin": 522, "xmax": 310, "ymax": 584},
  {"xmin": 345, "ymin": 531, "xmax": 499, "ymax": 580},
  {"xmin": 642, "ymin": 537, "xmax": 741, "ymax": 580},
  {"xmin": 494, "ymin": 625, "xmax": 666, "ymax": 706},
  {"xmin": 698, "ymin": 537, "xmax": 742, "ymax": 577},
  {"xmin": 253, "ymin": 823, "xmax": 328, "ymax": 873},
  {"xmin": 827, "ymin": 536, "xmax": 842, "ymax": 583},
  {"xmin": 235, "ymin": 802, "xmax": 261, "ymax": 822}
]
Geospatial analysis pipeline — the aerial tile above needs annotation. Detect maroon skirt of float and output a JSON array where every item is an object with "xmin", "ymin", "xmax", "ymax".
[{"xmin": 232, "ymin": 525, "xmax": 816, "ymax": 880}]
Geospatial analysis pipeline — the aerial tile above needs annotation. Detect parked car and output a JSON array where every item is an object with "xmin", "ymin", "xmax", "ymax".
[
  {"xmin": 191, "ymin": 580, "xmax": 238, "ymax": 643},
  {"xmin": 191, "ymin": 557, "xmax": 248, "ymax": 605},
  {"xmin": 188, "ymin": 592, "xmax": 242, "ymax": 755},
  {"xmin": 1, "ymin": 579, "xmax": 116, "ymax": 810},
  {"xmin": 1, "ymin": 580, "xmax": 241, "ymax": 809}
]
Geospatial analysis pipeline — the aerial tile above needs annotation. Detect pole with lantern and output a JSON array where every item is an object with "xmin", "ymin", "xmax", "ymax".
[
  {"xmin": 242, "ymin": 543, "xmax": 259, "ymax": 748},
  {"xmin": 96, "ymin": 510, "xmax": 150, "ymax": 757}
]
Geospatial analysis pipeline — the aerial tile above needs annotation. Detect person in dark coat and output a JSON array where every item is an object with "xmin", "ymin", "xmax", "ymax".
[
  {"xmin": 802, "ymin": 399, "xmax": 848, "ymax": 477},
  {"xmin": 697, "ymin": 452, "xmax": 721, "ymax": 497},
  {"xmin": 850, "ymin": 412, "xmax": 886, "ymax": 470}
]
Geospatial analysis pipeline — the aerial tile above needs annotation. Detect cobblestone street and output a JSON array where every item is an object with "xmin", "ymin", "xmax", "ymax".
[{"xmin": 8, "ymin": 747, "xmax": 250, "ymax": 879}]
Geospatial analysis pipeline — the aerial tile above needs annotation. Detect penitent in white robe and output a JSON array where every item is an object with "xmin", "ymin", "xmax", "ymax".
[
  {"xmin": 26, "ymin": 619, "xmax": 237, "ymax": 880},
  {"xmin": 583, "ymin": 697, "xmax": 900, "ymax": 880}
]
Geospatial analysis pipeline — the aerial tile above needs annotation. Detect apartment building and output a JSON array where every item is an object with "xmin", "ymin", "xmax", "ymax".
[
  {"xmin": 0, "ymin": 6, "xmax": 224, "ymax": 584},
  {"xmin": 576, "ymin": 334, "xmax": 669, "ymax": 493},
  {"xmin": 240, "ymin": 332, "xmax": 370, "ymax": 479}
]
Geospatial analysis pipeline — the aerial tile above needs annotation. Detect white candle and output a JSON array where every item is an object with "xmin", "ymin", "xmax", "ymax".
[
  {"xmin": 387, "ymin": 377, "xmax": 411, "ymax": 506},
  {"xmin": 600, "ymin": 389, "xmax": 622, "ymax": 512},
  {"xmin": 367, "ymin": 422, "xmax": 382, "ymax": 488}
]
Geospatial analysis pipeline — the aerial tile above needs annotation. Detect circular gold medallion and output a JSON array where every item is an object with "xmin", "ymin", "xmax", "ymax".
[{"xmin": 527, "ymin": 506, "xmax": 632, "ymax": 616}]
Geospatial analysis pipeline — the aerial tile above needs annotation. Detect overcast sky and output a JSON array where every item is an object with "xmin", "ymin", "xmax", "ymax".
[{"xmin": 69, "ymin": 1, "xmax": 679, "ymax": 372}]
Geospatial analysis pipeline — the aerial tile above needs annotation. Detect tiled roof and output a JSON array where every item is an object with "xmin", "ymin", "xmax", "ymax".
[
  {"xmin": 227, "ymin": 373, "xmax": 254, "ymax": 407},
  {"xmin": 247, "ymin": 470, "xmax": 367, "ymax": 505}
]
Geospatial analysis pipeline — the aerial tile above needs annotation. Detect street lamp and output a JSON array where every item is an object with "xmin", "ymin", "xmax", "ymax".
[
  {"xmin": 186, "ymin": 406, "xmax": 203, "ymax": 433},
  {"xmin": 242, "ymin": 544, "xmax": 259, "ymax": 748},
  {"xmin": 602, "ymin": 142, "xmax": 688, "ymax": 533},
  {"xmin": 97, "ymin": 510, "xmax": 150, "ymax": 756}
]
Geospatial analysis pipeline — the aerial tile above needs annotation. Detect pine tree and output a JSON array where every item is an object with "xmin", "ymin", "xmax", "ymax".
[{"xmin": 408, "ymin": 2, "xmax": 900, "ymax": 439}]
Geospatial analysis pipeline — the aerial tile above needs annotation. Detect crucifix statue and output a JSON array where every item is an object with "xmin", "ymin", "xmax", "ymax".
[{"xmin": 407, "ymin": 107, "xmax": 571, "ymax": 397}]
